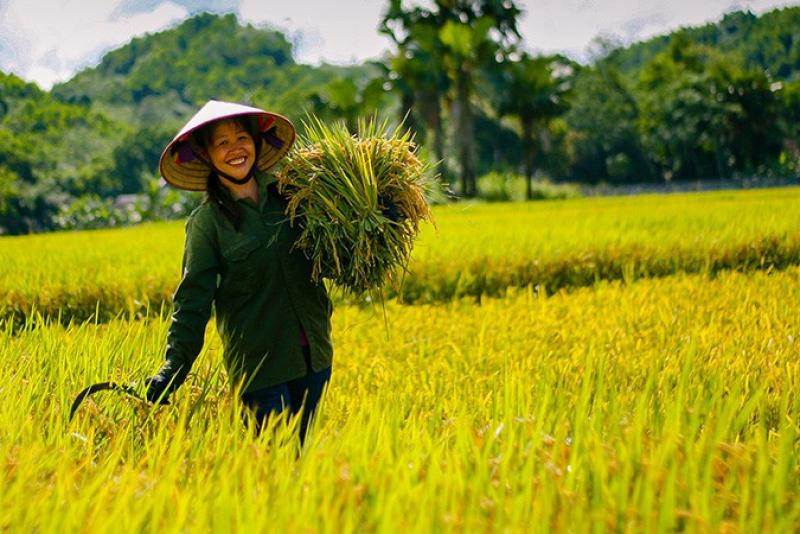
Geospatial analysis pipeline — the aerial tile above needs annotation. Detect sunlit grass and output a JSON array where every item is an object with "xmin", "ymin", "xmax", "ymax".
[
  {"xmin": 2, "ymin": 267, "xmax": 799, "ymax": 532},
  {"xmin": 3, "ymin": 187, "xmax": 800, "ymax": 323}
]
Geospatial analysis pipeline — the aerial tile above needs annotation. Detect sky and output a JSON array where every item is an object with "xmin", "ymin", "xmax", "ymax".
[{"xmin": 0, "ymin": 0, "xmax": 797, "ymax": 89}]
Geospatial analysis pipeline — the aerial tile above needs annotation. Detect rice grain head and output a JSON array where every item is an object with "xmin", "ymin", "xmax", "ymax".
[{"xmin": 276, "ymin": 116, "xmax": 438, "ymax": 296}]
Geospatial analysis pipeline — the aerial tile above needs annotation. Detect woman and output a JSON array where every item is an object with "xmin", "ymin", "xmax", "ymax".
[{"xmin": 146, "ymin": 100, "xmax": 334, "ymax": 443}]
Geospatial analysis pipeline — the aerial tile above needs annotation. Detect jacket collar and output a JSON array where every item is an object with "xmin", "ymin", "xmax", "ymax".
[{"xmin": 215, "ymin": 170, "xmax": 276, "ymax": 206}]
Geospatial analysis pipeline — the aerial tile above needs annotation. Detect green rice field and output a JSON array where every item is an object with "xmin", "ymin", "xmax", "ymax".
[
  {"xmin": 1, "ymin": 188, "xmax": 799, "ymax": 532},
  {"xmin": 3, "ymin": 187, "xmax": 800, "ymax": 322}
]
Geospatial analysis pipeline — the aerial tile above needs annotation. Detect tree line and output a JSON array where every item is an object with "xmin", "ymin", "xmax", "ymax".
[{"xmin": 1, "ymin": 4, "xmax": 799, "ymax": 234}]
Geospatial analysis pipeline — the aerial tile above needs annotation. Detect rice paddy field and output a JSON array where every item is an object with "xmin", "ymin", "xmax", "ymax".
[
  {"xmin": 2, "ymin": 187, "xmax": 800, "ymax": 532},
  {"xmin": 4, "ymin": 187, "xmax": 800, "ymax": 323}
]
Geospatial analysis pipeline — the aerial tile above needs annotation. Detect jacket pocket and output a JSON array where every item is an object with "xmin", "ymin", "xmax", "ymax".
[
  {"xmin": 220, "ymin": 236, "xmax": 262, "ymax": 295},
  {"xmin": 222, "ymin": 236, "xmax": 261, "ymax": 261}
]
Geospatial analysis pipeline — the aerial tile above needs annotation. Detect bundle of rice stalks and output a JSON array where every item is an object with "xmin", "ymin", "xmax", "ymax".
[{"xmin": 275, "ymin": 117, "xmax": 437, "ymax": 296}]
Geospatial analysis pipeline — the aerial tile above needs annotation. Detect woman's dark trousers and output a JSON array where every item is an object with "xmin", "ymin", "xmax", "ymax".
[{"xmin": 240, "ymin": 345, "xmax": 331, "ymax": 444}]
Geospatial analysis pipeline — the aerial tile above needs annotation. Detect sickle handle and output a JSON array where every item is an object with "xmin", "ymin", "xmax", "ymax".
[{"xmin": 68, "ymin": 382, "xmax": 156, "ymax": 423}]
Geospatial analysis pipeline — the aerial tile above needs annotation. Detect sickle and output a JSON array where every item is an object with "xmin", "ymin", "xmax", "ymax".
[{"xmin": 68, "ymin": 381, "xmax": 166, "ymax": 423}]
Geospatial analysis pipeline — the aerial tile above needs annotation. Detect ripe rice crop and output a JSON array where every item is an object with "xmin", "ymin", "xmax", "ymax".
[
  {"xmin": 2, "ymin": 187, "xmax": 800, "ymax": 323},
  {"xmin": 276, "ymin": 118, "xmax": 436, "ymax": 295},
  {"xmin": 1, "ymin": 267, "xmax": 798, "ymax": 531}
]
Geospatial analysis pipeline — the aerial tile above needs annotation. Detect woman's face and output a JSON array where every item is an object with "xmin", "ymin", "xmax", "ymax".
[{"xmin": 204, "ymin": 119, "xmax": 257, "ymax": 181}]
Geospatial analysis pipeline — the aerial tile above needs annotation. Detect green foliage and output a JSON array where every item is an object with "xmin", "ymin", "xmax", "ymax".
[
  {"xmin": 565, "ymin": 63, "xmax": 651, "ymax": 184},
  {"xmin": 477, "ymin": 171, "xmax": 581, "ymax": 202},
  {"xmin": 51, "ymin": 194, "xmax": 139, "ymax": 230},
  {"xmin": 52, "ymin": 12, "xmax": 365, "ymax": 127},
  {"xmin": 0, "ymin": 12, "xmax": 384, "ymax": 235},
  {"xmin": 111, "ymin": 126, "xmax": 174, "ymax": 194},
  {"xmin": 54, "ymin": 13, "xmax": 293, "ymax": 107},
  {"xmin": 380, "ymin": 1, "xmax": 452, "ymax": 181},
  {"xmin": 610, "ymin": 6, "xmax": 800, "ymax": 82},
  {"xmin": 0, "ymin": 70, "xmax": 43, "ymax": 101},
  {"xmin": 491, "ymin": 53, "xmax": 575, "ymax": 198},
  {"xmin": 568, "ymin": 25, "xmax": 794, "ymax": 184},
  {"xmin": 3, "ymin": 6, "xmax": 800, "ymax": 235},
  {"xmin": 50, "ymin": 179, "xmax": 198, "ymax": 231},
  {"xmin": 638, "ymin": 39, "xmax": 784, "ymax": 180},
  {"xmin": 307, "ymin": 71, "xmax": 390, "ymax": 133},
  {"xmin": 382, "ymin": 1, "xmax": 524, "ymax": 197},
  {"xmin": 0, "ymin": 77, "xmax": 126, "ymax": 233}
]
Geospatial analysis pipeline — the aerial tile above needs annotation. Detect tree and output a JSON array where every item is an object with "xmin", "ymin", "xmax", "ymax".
[
  {"xmin": 308, "ymin": 75, "xmax": 386, "ymax": 134},
  {"xmin": 381, "ymin": 0, "xmax": 451, "ymax": 181},
  {"xmin": 381, "ymin": 0, "xmax": 522, "ymax": 198},
  {"xmin": 638, "ymin": 37, "xmax": 784, "ymax": 180},
  {"xmin": 112, "ymin": 126, "xmax": 174, "ymax": 194},
  {"xmin": 436, "ymin": 0, "xmax": 522, "ymax": 197},
  {"xmin": 493, "ymin": 53, "xmax": 573, "ymax": 199},
  {"xmin": 565, "ymin": 48, "xmax": 653, "ymax": 184}
]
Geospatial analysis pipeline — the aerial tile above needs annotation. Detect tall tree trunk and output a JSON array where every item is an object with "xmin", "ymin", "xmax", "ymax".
[
  {"xmin": 420, "ymin": 92, "xmax": 448, "ymax": 185},
  {"xmin": 433, "ymin": 109, "xmax": 447, "ymax": 184},
  {"xmin": 522, "ymin": 118, "xmax": 536, "ymax": 200},
  {"xmin": 400, "ymin": 91, "xmax": 417, "ymax": 138},
  {"xmin": 453, "ymin": 70, "xmax": 476, "ymax": 197}
]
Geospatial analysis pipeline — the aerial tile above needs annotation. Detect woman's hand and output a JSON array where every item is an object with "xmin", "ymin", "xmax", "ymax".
[
  {"xmin": 144, "ymin": 360, "xmax": 187, "ymax": 405},
  {"xmin": 378, "ymin": 194, "xmax": 402, "ymax": 222},
  {"xmin": 144, "ymin": 374, "xmax": 173, "ymax": 405}
]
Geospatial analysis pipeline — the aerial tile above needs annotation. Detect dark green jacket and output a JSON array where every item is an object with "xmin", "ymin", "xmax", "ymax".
[{"xmin": 158, "ymin": 171, "xmax": 333, "ymax": 395}]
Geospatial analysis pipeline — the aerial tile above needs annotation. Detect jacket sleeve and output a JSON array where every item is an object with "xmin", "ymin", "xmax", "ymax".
[{"xmin": 152, "ymin": 213, "xmax": 219, "ymax": 394}]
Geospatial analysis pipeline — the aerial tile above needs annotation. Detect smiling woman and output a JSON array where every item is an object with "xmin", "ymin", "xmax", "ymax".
[
  {"xmin": 194, "ymin": 116, "xmax": 262, "ymax": 210},
  {"xmin": 201, "ymin": 119, "xmax": 258, "ymax": 182},
  {"xmin": 147, "ymin": 100, "xmax": 333, "ymax": 444}
]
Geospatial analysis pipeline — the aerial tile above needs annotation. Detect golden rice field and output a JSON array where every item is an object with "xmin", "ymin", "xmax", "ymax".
[
  {"xmin": 1, "ymin": 188, "xmax": 799, "ymax": 532},
  {"xmin": 2, "ymin": 187, "xmax": 800, "ymax": 322},
  {"xmin": 1, "ymin": 268, "xmax": 799, "ymax": 532}
]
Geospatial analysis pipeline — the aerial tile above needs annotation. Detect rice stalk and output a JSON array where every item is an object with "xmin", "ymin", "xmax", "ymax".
[{"xmin": 276, "ymin": 116, "xmax": 438, "ymax": 295}]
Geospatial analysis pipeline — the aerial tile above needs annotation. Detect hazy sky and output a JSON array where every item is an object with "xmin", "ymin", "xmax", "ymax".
[{"xmin": 1, "ymin": 0, "xmax": 797, "ymax": 89}]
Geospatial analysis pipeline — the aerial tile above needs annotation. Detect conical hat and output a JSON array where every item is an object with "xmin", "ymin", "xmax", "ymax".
[{"xmin": 159, "ymin": 100, "xmax": 296, "ymax": 191}]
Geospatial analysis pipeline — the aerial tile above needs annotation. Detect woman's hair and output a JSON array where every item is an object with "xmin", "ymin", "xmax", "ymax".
[{"xmin": 192, "ymin": 115, "xmax": 261, "ymax": 232}]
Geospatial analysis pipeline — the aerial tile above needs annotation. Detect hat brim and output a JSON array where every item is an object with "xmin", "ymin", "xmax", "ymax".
[{"xmin": 159, "ymin": 103, "xmax": 296, "ymax": 192}]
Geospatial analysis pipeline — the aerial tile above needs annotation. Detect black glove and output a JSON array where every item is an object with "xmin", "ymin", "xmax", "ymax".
[
  {"xmin": 144, "ymin": 375, "xmax": 172, "ymax": 405},
  {"xmin": 144, "ymin": 361, "xmax": 187, "ymax": 405},
  {"xmin": 378, "ymin": 194, "xmax": 402, "ymax": 222}
]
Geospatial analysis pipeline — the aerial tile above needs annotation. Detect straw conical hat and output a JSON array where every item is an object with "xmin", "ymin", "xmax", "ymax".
[{"xmin": 159, "ymin": 100, "xmax": 296, "ymax": 191}]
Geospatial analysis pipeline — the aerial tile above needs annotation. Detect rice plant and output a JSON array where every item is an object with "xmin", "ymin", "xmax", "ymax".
[
  {"xmin": 1, "ymin": 268, "xmax": 798, "ymax": 532},
  {"xmin": 275, "ymin": 117, "xmax": 437, "ymax": 295},
  {"xmin": 3, "ymin": 188, "xmax": 800, "ymax": 323}
]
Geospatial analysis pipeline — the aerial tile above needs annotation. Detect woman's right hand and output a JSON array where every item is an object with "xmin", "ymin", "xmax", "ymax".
[{"xmin": 144, "ymin": 374, "xmax": 172, "ymax": 405}]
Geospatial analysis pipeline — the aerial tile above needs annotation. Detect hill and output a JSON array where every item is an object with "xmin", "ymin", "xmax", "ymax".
[
  {"xmin": 608, "ymin": 6, "xmax": 800, "ymax": 81},
  {"xmin": 52, "ymin": 12, "xmax": 376, "ymax": 129}
]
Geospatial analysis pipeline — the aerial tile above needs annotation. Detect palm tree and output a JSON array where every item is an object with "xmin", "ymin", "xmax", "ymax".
[
  {"xmin": 382, "ymin": 0, "xmax": 522, "ymax": 198},
  {"xmin": 493, "ymin": 53, "xmax": 573, "ymax": 199},
  {"xmin": 381, "ymin": 1, "xmax": 451, "ymax": 182},
  {"xmin": 436, "ymin": 0, "xmax": 522, "ymax": 197}
]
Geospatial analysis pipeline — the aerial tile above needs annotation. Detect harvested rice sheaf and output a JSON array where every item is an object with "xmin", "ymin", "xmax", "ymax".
[{"xmin": 276, "ymin": 117, "xmax": 438, "ymax": 295}]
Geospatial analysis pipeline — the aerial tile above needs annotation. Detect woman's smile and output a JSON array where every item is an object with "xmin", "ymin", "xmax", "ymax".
[
  {"xmin": 206, "ymin": 120, "xmax": 257, "ymax": 180},
  {"xmin": 226, "ymin": 155, "xmax": 247, "ymax": 166}
]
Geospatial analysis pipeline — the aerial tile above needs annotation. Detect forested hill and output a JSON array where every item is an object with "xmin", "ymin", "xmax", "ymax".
[
  {"xmin": 609, "ymin": 7, "xmax": 800, "ymax": 81},
  {"xmin": 52, "ymin": 12, "xmax": 375, "ymax": 128},
  {"xmin": 2, "ymin": 6, "xmax": 799, "ymax": 235}
]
